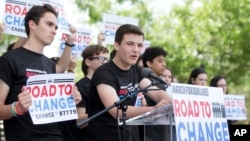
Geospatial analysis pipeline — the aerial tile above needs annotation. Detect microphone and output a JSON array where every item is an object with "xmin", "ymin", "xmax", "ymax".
[{"xmin": 141, "ymin": 68, "xmax": 167, "ymax": 84}]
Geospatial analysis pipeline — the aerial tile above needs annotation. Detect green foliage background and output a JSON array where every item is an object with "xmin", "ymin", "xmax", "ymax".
[
  {"xmin": 1, "ymin": 0, "xmax": 249, "ymax": 123},
  {"xmin": 75, "ymin": 0, "xmax": 250, "ymax": 123}
]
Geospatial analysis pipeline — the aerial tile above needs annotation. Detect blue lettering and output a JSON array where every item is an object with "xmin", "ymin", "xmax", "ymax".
[
  {"xmin": 31, "ymin": 97, "xmax": 75, "ymax": 112},
  {"xmin": 59, "ymin": 97, "xmax": 66, "ymax": 109},
  {"xmin": 51, "ymin": 98, "xmax": 58, "ymax": 110},
  {"xmin": 57, "ymin": 16, "xmax": 69, "ymax": 27},
  {"xmin": 198, "ymin": 122, "xmax": 205, "ymax": 141},
  {"xmin": 205, "ymin": 122, "xmax": 213, "ymax": 141},
  {"xmin": 221, "ymin": 122, "xmax": 229, "ymax": 141},
  {"xmin": 43, "ymin": 99, "xmax": 50, "ymax": 111},
  {"xmin": 176, "ymin": 121, "xmax": 229, "ymax": 141},
  {"xmin": 5, "ymin": 15, "xmax": 24, "ymax": 26},
  {"xmin": 34, "ymin": 100, "xmax": 42, "ymax": 112},
  {"xmin": 67, "ymin": 97, "xmax": 75, "ymax": 108},
  {"xmin": 104, "ymin": 30, "xmax": 115, "ymax": 37},
  {"xmin": 60, "ymin": 42, "xmax": 65, "ymax": 50},
  {"xmin": 177, "ymin": 122, "xmax": 187, "ymax": 141},
  {"xmin": 214, "ymin": 122, "xmax": 222, "ymax": 141},
  {"xmin": 72, "ymin": 44, "xmax": 87, "ymax": 53},
  {"xmin": 187, "ymin": 122, "xmax": 196, "ymax": 141}
]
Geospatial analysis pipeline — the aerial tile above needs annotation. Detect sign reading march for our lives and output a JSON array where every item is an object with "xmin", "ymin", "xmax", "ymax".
[
  {"xmin": 102, "ymin": 13, "xmax": 139, "ymax": 45},
  {"xmin": 59, "ymin": 28, "xmax": 91, "ymax": 58},
  {"xmin": 26, "ymin": 73, "xmax": 77, "ymax": 125},
  {"xmin": 170, "ymin": 83, "xmax": 230, "ymax": 141},
  {"xmin": 3, "ymin": 0, "xmax": 70, "ymax": 37},
  {"xmin": 224, "ymin": 94, "xmax": 247, "ymax": 120}
]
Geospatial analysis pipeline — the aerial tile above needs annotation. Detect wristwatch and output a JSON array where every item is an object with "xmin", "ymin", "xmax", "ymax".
[{"xmin": 65, "ymin": 42, "xmax": 75, "ymax": 47}]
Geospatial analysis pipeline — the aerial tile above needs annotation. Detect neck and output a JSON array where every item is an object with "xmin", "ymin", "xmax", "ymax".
[
  {"xmin": 113, "ymin": 57, "xmax": 130, "ymax": 71},
  {"xmin": 86, "ymin": 69, "xmax": 94, "ymax": 79},
  {"xmin": 23, "ymin": 37, "xmax": 44, "ymax": 54}
]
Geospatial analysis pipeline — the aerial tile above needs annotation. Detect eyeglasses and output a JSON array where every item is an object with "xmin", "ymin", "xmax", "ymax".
[{"xmin": 88, "ymin": 56, "xmax": 109, "ymax": 62}]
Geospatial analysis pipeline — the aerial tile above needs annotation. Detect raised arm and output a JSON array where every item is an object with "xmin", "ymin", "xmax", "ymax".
[
  {"xmin": 56, "ymin": 25, "xmax": 77, "ymax": 73},
  {"xmin": 97, "ymin": 32, "xmax": 105, "ymax": 45}
]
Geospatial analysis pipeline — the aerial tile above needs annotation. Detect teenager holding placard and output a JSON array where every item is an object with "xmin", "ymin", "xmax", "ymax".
[{"xmin": 0, "ymin": 4, "xmax": 81, "ymax": 141}]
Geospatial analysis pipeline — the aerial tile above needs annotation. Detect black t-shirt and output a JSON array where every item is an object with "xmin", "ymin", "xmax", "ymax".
[
  {"xmin": 76, "ymin": 77, "xmax": 91, "ymax": 109},
  {"xmin": 59, "ymin": 77, "xmax": 92, "ymax": 141},
  {"xmin": 86, "ymin": 61, "xmax": 143, "ymax": 141},
  {"xmin": 0, "ymin": 47, "xmax": 63, "ymax": 141}
]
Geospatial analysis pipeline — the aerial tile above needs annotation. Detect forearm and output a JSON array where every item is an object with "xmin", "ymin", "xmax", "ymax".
[
  {"xmin": 113, "ymin": 105, "xmax": 154, "ymax": 119},
  {"xmin": 0, "ymin": 104, "xmax": 15, "ymax": 120},
  {"xmin": 56, "ymin": 46, "xmax": 72, "ymax": 73}
]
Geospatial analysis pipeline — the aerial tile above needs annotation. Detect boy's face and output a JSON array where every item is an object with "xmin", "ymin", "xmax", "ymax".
[
  {"xmin": 88, "ymin": 52, "xmax": 109, "ymax": 71},
  {"xmin": 147, "ymin": 55, "xmax": 166, "ymax": 76},
  {"xmin": 115, "ymin": 33, "xmax": 144, "ymax": 66},
  {"xmin": 30, "ymin": 12, "xmax": 58, "ymax": 46}
]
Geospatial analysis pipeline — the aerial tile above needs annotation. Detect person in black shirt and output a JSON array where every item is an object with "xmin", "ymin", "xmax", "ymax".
[
  {"xmin": 86, "ymin": 24, "xmax": 172, "ymax": 141},
  {"xmin": 0, "ymin": 4, "xmax": 81, "ymax": 141}
]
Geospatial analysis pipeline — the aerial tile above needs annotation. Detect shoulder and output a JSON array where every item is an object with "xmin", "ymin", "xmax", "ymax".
[{"xmin": 76, "ymin": 77, "xmax": 91, "ymax": 86}]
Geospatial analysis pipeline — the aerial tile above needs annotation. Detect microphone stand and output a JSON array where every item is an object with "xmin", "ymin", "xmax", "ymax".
[{"xmin": 77, "ymin": 80, "xmax": 166, "ymax": 140}]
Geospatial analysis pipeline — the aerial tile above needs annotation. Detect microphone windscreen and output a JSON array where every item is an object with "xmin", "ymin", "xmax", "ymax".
[{"xmin": 141, "ymin": 67, "xmax": 153, "ymax": 78}]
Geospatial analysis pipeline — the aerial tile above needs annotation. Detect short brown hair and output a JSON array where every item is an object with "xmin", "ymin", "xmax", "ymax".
[
  {"xmin": 24, "ymin": 4, "xmax": 58, "ymax": 36},
  {"xmin": 81, "ymin": 45, "xmax": 109, "ymax": 75}
]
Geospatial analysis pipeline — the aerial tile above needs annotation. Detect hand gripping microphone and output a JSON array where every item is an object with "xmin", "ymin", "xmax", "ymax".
[{"xmin": 141, "ymin": 67, "xmax": 167, "ymax": 85}]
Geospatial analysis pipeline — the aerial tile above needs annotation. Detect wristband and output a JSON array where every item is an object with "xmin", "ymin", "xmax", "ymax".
[
  {"xmin": 15, "ymin": 102, "xmax": 25, "ymax": 115},
  {"xmin": 65, "ymin": 42, "xmax": 75, "ymax": 47},
  {"xmin": 11, "ymin": 102, "xmax": 17, "ymax": 117}
]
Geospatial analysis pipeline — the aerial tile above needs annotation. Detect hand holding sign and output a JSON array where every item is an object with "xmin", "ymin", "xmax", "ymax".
[
  {"xmin": 16, "ymin": 86, "xmax": 33, "ymax": 115},
  {"xmin": 70, "ymin": 85, "xmax": 82, "ymax": 105},
  {"xmin": 26, "ymin": 73, "xmax": 78, "ymax": 124}
]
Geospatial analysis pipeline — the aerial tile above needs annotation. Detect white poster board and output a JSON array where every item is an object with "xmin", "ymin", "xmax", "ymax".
[
  {"xmin": 59, "ymin": 27, "xmax": 91, "ymax": 58},
  {"xmin": 3, "ymin": 0, "xmax": 70, "ymax": 37},
  {"xmin": 102, "ymin": 13, "xmax": 138, "ymax": 45},
  {"xmin": 224, "ymin": 94, "xmax": 247, "ymax": 120},
  {"xmin": 169, "ymin": 83, "xmax": 230, "ymax": 141},
  {"xmin": 26, "ymin": 73, "xmax": 77, "ymax": 124}
]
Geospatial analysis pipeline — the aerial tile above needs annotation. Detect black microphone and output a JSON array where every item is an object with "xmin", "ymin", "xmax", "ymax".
[{"xmin": 141, "ymin": 68, "xmax": 167, "ymax": 84}]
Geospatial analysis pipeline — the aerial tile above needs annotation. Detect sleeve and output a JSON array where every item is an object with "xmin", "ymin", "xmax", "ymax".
[
  {"xmin": 92, "ymin": 67, "xmax": 118, "ymax": 91},
  {"xmin": 76, "ymin": 80, "xmax": 87, "ymax": 107},
  {"xmin": 0, "ymin": 55, "xmax": 15, "ymax": 87}
]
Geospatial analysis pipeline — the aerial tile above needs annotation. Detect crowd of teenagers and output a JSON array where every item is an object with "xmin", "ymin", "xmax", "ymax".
[{"xmin": 0, "ymin": 3, "xmax": 240, "ymax": 141}]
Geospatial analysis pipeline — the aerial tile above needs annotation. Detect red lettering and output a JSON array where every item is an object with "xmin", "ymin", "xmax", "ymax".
[
  {"xmin": 204, "ymin": 102, "xmax": 211, "ymax": 118},
  {"xmin": 64, "ymin": 84, "xmax": 72, "ymax": 95},
  {"xmin": 199, "ymin": 101, "xmax": 211, "ymax": 118},
  {"xmin": 180, "ymin": 100, "xmax": 187, "ymax": 117},
  {"xmin": 5, "ymin": 4, "xmax": 28, "ymax": 16},
  {"xmin": 74, "ymin": 35, "xmax": 90, "ymax": 44},
  {"xmin": 105, "ymin": 24, "xmax": 119, "ymax": 30},
  {"xmin": 40, "ymin": 85, "xmax": 48, "ymax": 97},
  {"xmin": 49, "ymin": 85, "xmax": 56, "ymax": 96},
  {"xmin": 61, "ymin": 33, "xmax": 68, "ymax": 41},
  {"xmin": 58, "ymin": 84, "xmax": 72, "ymax": 96},
  {"xmin": 31, "ymin": 86, "xmax": 40, "ymax": 98},
  {"xmin": 193, "ymin": 101, "xmax": 199, "ymax": 117},
  {"xmin": 237, "ymin": 101, "xmax": 244, "ymax": 107},
  {"xmin": 188, "ymin": 100, "xmax": 194, "ymax": 117},
  {"xmin": 174, "ymin": 100, "xmax": 211, "ymax": 118},
  {"xmin": 173, "ymin": 99, "xmax": 181, "ymax": 117}
]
